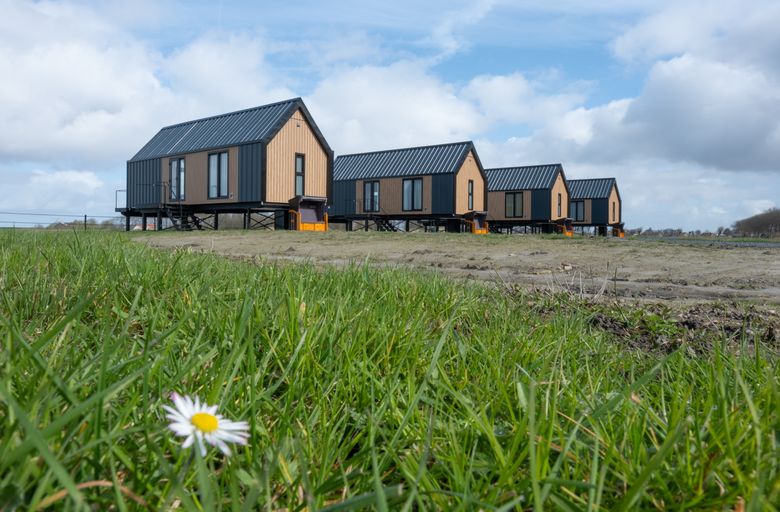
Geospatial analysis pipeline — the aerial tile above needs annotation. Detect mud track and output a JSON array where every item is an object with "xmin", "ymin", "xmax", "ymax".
[{"xmin": 139, "ymin": 231, "xmax": 780, "ymax": 305}]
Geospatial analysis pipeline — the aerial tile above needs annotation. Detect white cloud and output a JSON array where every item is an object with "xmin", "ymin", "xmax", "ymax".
[
  {"xmin": 744, "ymin": 199, "xmax": 777, "ymax": 216},
  {"xmin": 426, "ymin": 0, "xmax": 498, "ymax": 57},
  {"xmin": 461, "ymin": 73, "xmax": 586, "ymax": 127},
  {"xmin": 497, "ymin": 0, "xmax": 780, "ymax": 173},
  {"xmin": 161, "ymin": 34, "xmax": 294, "ymax": 111},
  {"xmin": 0, "ymin": 2, "xmax": 297, "ymax": 167},
  {"xmin": 0, "ymin": 168, "xmax": 109, "ymax": 214},
  {"xmin": 612, "ymin": 0, "xmax": 780, "ymax": 75},
  {"xmin": 309, "ymin": 60, "xmax": 484, "ymax": 153}
]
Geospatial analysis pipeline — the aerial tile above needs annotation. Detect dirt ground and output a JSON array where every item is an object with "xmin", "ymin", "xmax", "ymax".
[{"xmin": 139, "ymin": 231, "xmax": 780, "ymax": 305}]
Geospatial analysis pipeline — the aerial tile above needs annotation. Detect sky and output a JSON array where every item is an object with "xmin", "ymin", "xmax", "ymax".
[{"xmin": 1, "ymin": 0, "xmax": 778, "ymax": 230}]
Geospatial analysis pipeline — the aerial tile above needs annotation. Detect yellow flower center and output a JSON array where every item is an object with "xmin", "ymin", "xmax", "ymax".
[{"xmin": 191, "ymin": 412, "xmax": 219, "ymax": 433}]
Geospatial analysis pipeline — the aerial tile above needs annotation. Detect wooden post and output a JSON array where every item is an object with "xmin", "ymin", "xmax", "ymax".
[
  {"xmin": 125, "ymin": 215, "xmax": 130, "ymax": 232},
  {"xmin": 156, "ymin": 210, "xmax": 162, "ymax": 231},
  {"xmin": 84, "ymin": 214, "xmax": 87, "ymax": 231},
  {"xmin": 214, "ymin": 213, "xmax": 219, "ymax": 230},
  {"xmin": 142, "ymin": 214, "xmax": 147, "ymax": 231}
]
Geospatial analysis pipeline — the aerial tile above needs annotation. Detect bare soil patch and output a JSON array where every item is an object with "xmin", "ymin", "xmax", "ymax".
[{"xmin": 137, "ymin": 231, "xmax": 780, "ymax": 304}]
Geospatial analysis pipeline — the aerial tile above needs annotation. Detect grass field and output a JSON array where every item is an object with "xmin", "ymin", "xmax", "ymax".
[{"xmin": 0, "ymin": 230, "xmax": 778, "ymax": 510}]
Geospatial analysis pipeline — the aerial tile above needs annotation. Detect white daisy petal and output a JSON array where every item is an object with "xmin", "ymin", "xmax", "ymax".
[
  {"xmin": 164, "ymin": 393, "xmax": 250, "ymax": 457},
  {"xmin": 215, "ymin": 439, "xmax": 232, "ymax": 456},
  {"xmin": 169, "ymin": 423, "xmax": 193, "ymax": 436},
  {"xmin": 220, "ymin": 420, "xmax": 249, "ymax": 430},
  {"xmin": 173, "ymin": 394, "xmax": 190, "ymax": 416}
]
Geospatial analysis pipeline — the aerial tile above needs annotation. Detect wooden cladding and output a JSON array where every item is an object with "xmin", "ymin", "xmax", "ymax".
[
  {"xmin": 608, "ymin": 184, "xmax": 620, "ymax": 224},
  {"xmin": 161, "ymin": 147, "xmax": 239, "ymax": 205},
  {"xmin": 550, "ymin": 173, "xmax": 568, "ymax": 220},
  {"xmin": 572, "ymin": 199, "xmax": 593, "ymax": 224},
  {"xmin": 487, "ymin": 191, "xmax": 531, "ymax": 221},
  {"xmin": 266, "ymin": 109, "xmax": 328, "ymax": 203},
  {"xmin": 455, "ymin": 150, "xmax": 485, "ymax": 214},
  {"xmin": 355, "ymin": 175, "xmax": 433, "ymax": 215}
]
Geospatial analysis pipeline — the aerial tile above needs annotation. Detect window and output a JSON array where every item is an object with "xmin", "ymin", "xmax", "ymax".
[
  {"xmin": 208, "ymin": 152, "xmax": 229, "ymax": 199},
  {"xmin": 169, "ymin": 158, "xmax": 185, "ymax": 200},
  {"xmin": 557, "ymin": 193, "xmax": 562, "ymax": 217},
  {"xmin": 570, "ymin": 201, "xmax": 584, "ymax": 221},
  {"xmin": 363, "ymin": 181, "xmax": 380, "ymax": 212},
  {"xmin": 402, "ymin": 178, "xmax": 422, "ymax": 211},
  {"xmin": 612, "ymin": 202, "xmax": 616, "ymax": 222},
  {"xmin": 295, "ymin": 154, "xmax": 305, "ymax": 196},
  {"xmin": 468, "ymin": 180, "xmax": 474, "ymax": 210},
  {"xmin": 505, "ymin": 192, "xmax": 523, "ymax": 218}
]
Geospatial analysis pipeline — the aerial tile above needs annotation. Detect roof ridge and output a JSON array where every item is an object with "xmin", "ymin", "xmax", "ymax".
[
  {"xmin": 485, "ymin": 163, "xmax": 562, "ymax": 172},
  {"xmin": 159, "ymin": 97, "xmax": 301, "ymax": 131},
  {"xmin": 336, "ymin": 141, "xmax": 472, "ymax": 159},
  {"xmin": 568, "ymin": 177, "xmax": 616, "ymax": 181}
]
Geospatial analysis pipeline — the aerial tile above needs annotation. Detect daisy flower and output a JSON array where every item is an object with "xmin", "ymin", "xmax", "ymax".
[{"xmin": 164, "ymin": 393, "xmax": 250, "ymax": 456}]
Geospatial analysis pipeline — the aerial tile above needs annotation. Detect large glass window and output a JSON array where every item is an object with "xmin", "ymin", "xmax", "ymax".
[
  {"xmin": 402, "ymin": 178, "xmax": 423, "ymax": 211},
  {"xmin": 557, "ymin": 193, "xmax": 562, "ymax": 217},
  {"xmin": 169, "ymin": 158, "xmax": 185, "ymax": 200},
  {"xmin": 295, "ymin": 154, "xmax": 305, "ymax": 196},
  {"xmin": 208, "ymin": 152, "xmax": 228, "ymax": 199},
  {"xmin": 570, "ymin": 201, "xmax": 584, "ymax": 221},
  {"xmin": 363, "ymin": 181, "xmax": 380, "ymax": 212},
  {"xmin": 505, "ymin": 192, "xmax": 523, "ymax": 218},
  {"xmin": 468, "ymin": 180, "xmax": 474, "ymax": 210},
  {"xmin": 612, "ymin": 202, "xmax": 616, "ymax": 222}
]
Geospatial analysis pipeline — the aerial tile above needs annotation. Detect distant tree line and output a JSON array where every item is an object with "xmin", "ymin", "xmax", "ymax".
[
  {"xmin": 732, "ymin": 208, "xmax": 780, "ymax": 237},
  {"xmin": 625, "ymin": 208, "xmax": 779, "ymax": 238}
]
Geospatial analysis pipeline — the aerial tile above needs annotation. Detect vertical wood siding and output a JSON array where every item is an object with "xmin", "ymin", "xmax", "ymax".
[
  {"xmin": 486, "ymin": 190, "xmax": 531, "ymax": 221},
  {"xmin": 354, "ymin": 175, "xmax": 433, "ymax": 215},
  {"xmin": 454, "ymin": 150, "xmax": 485, "ymax": 214},
  {"xmin": 609, "ymin": 184, "xmax": 620, "ymax": 224},
  {"xmin": 161, "ymin": 147, "xmax": 239, "ymax": 205},
  {"xmin": 550, "ymin": 173, "xmax": 568, "ymax": 220},
  {"xmin": 265, "ymin": 109, "xmax": 328, "ymax": 203}
]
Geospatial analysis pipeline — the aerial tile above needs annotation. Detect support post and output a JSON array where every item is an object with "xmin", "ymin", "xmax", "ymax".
[
  {"xmin": 142, "ymin": 214, "xmax": 147, "ymax": 231},
  {"xmin": 156, "ymin": 210, "xmax": 162, "ymax": 231},
  {"xmin": 125, "ymin": 215, "xmax": 130, "ymax": 232},
  {"xmin": 84, "ymin": 214, "xmax": 87, "ymax": 231},
  {"xmin": 214, "ymin": 213, "xmax": 219, "ymax": 231}
]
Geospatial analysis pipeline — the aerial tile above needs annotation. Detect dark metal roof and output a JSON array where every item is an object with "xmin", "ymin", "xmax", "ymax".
[
  {"xmin": 130, "ymin": 98, "xmax": 328, "ymax": 162},
  {"xmin": 485, "ymin": 164, "xmax": 563, "ymax": 191},
  {"xmin": 333, "ymin": 142, "xmax": 475, "ymax": 181},
  {"xmin": 568, "ymin": 178, "xmax": 617, "ymax": 200}
]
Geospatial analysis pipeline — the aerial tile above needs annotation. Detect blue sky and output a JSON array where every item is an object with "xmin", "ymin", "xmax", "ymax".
[{"xmin": 1, "ymin": 0, "xmax": 778, "ymax": 230}]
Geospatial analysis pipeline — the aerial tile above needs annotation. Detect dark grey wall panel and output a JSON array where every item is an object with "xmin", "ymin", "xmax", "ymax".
[
  {"xmin": 238, "ymin": 142, "xmax": 264, "ymax": 202},
  {"xmin": 431, "ymin": 173, "xmax": 454, "ymax": 215},
  {"xmin": 531, "ymin": 189, "xmax": 550, "ymax": 221},
  {"xmin": 591, "ymin": 200, "xmax": 608, "ymax": 225},
  {"xmin": 127, "ymin": 158, "xmax": 161, "ymax": 209},
  {"xmin": 330, "ymin": 181, "xmax": 356, "ymax": 217}
]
